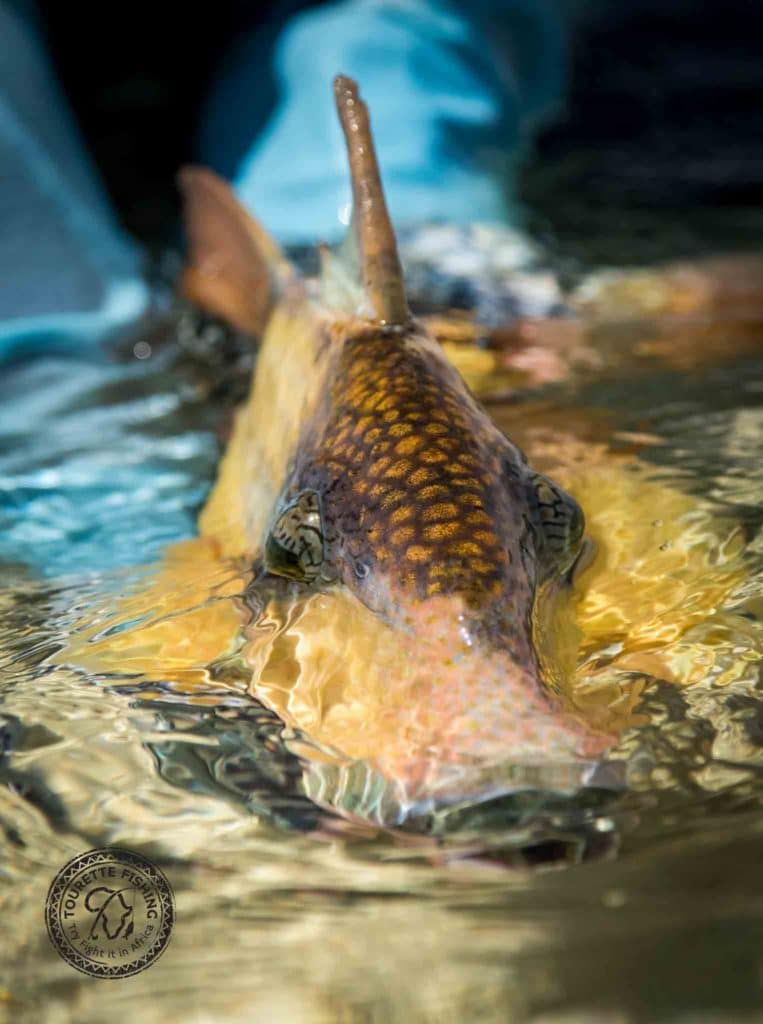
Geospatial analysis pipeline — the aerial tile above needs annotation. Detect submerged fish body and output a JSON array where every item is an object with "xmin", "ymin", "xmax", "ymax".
[
  {"xmin": 59, "ymin": 76, "xmax": 759, "ymax": 826},
  {"xmin": 182, "ymin": 77, "xmax": 612, "ymax": 818},
  {"xmin": 55, "ymin": 87, "xmax": 761, "ymax": 822}
]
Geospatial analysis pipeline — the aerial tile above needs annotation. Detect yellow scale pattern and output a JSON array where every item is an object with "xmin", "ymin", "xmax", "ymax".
[{"xmin": 297, "ymin": 330, "xmax": 518, "ymax": 602}]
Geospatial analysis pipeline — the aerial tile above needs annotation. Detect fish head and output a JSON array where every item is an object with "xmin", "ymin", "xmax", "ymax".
[{"xmin": 268, "ymin": 315, "xmax": 588, "ymax": 673}]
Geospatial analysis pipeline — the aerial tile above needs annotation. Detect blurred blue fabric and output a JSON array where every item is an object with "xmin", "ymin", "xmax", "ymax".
[
  {"xmin": 205, "ymin": 0, "xmax": 564, "ymax": 242},
  {"xmin": 0, "ymin": 1, "xmax": 149, "ymax": 362}
]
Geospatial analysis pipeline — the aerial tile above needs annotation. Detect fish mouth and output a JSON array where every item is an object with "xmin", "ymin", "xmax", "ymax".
[
  {"xmin": 240, "ymin": 579, "xmax": 616, "ymax": 825},
  {"xmin": 293, "ymin": 739, "xmax": 625, "ymax": 827}
]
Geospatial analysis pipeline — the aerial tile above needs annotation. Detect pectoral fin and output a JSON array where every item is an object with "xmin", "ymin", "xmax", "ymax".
[{"xmin": 178, "ymin": 166, "xmax": 291, "ymax": 337}]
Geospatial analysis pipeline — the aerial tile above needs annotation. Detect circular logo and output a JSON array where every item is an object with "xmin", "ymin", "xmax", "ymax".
[{"xmin": 45, "ymin": 848, "xmax": 174, "ymax": 978}]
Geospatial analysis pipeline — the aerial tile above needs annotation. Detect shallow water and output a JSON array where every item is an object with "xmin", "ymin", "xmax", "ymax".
[{"xmin": 1, "ymin": 278, "xmax": 763, "ymax": 1021}]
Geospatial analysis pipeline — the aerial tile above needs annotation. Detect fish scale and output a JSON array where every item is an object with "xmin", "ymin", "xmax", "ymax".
[{"xmin": 292, "ymin": 325, "xmax": 522, "ymax": 608}]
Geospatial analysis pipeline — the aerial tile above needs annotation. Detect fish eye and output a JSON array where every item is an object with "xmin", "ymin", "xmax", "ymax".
[
  {"xmin": 264, "ymin": 490, "xmax": 325, "ymax": 582},
  {"xmin": 530, "ymin": 473, "xmax": 585, "ymax": 576}
]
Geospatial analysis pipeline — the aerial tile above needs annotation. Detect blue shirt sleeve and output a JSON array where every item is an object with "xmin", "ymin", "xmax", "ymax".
[{"xmin": 200, "ymin": 0, "xmax": 566, "ymax": 243}]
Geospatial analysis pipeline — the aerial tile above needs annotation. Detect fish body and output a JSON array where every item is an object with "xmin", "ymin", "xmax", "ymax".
[
  {"xmin": 58, "ymin": 79, "xmax": 760, "ymax": 824},
  {"xmin": 181, "ymin": 77, "xmax": 610, "ymax": 817}
]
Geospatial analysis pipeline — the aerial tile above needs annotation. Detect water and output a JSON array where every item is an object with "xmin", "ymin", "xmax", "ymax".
[{"xmin": 1, "ymin": 268, "xmax": 763, "ymax": 1021}]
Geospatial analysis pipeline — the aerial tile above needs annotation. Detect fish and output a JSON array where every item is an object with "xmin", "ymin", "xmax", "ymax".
[
  {"xmin": 63, "ymin": 75, "xmax": 757, "ymax": 826},
  {"xmin": 171, "ymin": 74, "xmax": 614, "ymax": 821}
]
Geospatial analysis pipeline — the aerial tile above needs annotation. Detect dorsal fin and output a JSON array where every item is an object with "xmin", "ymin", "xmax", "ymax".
[
  {"xmin": 333, "ymin": 75, "xmax": 409, "ymax": 326},
  {"xmin": 178, "ymin": 166, "xmax": 289, "ymax": 337}
]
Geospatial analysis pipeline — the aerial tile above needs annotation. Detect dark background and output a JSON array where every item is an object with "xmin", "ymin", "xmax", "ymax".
[{"xmin": 37, "ymin": 0, "xmax": 763, "ymax": 265}]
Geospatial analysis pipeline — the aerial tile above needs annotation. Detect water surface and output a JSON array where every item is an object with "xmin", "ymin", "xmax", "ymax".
[{"xmin": 1, "ymin": 273, "xmax": 762, "ymax": 1022}]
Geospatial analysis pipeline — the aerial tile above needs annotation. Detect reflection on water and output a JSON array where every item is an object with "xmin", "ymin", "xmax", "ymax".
[{"xmin": 1, "ymin": 293, "xmax": 763, "ymax": 1020}]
